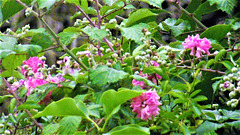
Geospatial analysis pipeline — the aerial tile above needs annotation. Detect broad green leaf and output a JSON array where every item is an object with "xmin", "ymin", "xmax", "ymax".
[
  {"xmin": 1, "ymin": 0, "xmax": 31, "ymax": 22},
  {"xmin": 15, "ymin": 44, "xmax": 42, "ymax": 56},
  {"xmin": 27, "ymin": 84, "xmax": 58, "ymax": 103},
  {"xmin": 196, "ymin": 121, "xmax": 224, "ymax": 134},
  {"xmin": 0, "ymin": 95, "xmax": 13, "ymax": 104},
  {"xmin": 37, "ymin": 0, "xmax": 58, "ymax": 10},
  {"xmin": 9, "ymin": 98, "xmax": 16, "ymax": 113},
  {"xmin": 207, "ymin": 0, "xmax": 237, "ymax": 14},
  {"xmin": 82, "ymin": 27, "xmax": 108, "ymax": 41},
  {"xmin": 220, "ymin": 61, "xmax": 234, "ymax": 71},
  {"xmin": 104, "ymin": 124, "xmax": 150, "ymax": 135},
  {"xmin": 0, "ymin": 50, "xmax": 15, "ymax": 59},
  {"xmin": 159, "ymin": 18, "xmax": 190, "ymax": 36},
  {"xmin": 101, "ymin": 89, "xmax": 142, "ymax": 116},
  {"xmin": 89, "ymin": 65, "xmax": 129, "ymax": 87},
  {"xmin": 17, "ymin": 101, "xmax": 41, "ymax": 111},
  {"xmin": 43, "ymin": 124, "xmax": 60, "ymax": 135},
  {"xmin": 58, "ymin": 32, "xmax": 80, "ymax": 45},
  {"xmin": 2, "ymin": 54, "xmax": 26, "ymax": 71},
  {"xmin": 206, "ymin": 59, "xmax": 216, "ymax": 68},
  {"xmin": 33, "ymin": 98, "xmax": 88, "ymax": 118},
  {"xmin": 125, "ymin": 9, "xmax": 157, "ymax": 27},
  {"xmin": 121, "ymin": 23, "xmax": 149, "ymax": 44},
  {"xmin": 214, "ymin": 49, "xmax": 226, "ymax": 61},
  {"xmin": 25, "ymin": 28, "xmax": 53, "ymax": 49},
  {"xmin": 232, "ymin": 21, "xmax": 240, "ymax": 30},
  {"xmin": 58, "ymin": 116, "xmax": 82, "ymax": 134},
  {"xmin": 200, "ymin": 24, "xmax": 231, "ymax": 42},
  {"xmin": 137, "ymin": 0, "xmax": 164, "ymax": 8},
  {"xmin": 0, "ymin": 35, "xmax": 17, "ymax": 50},
  {"xmin": 143, "ymin": 66, "xmax": 170, "ymax": 80},
  {"xmin": 194, "ymin": 1, "xmax": 218, "ymax": 18},
  {"xmin": 103, "ymin": 0, "xmax": 118, "ymax": 6},
  {"xmin": 0, "ymin": 70, "xmax": 24, "ymax": 78},
  {"xmin": 65, "ymin": 0, "xmax": 80, "ymax": 6}
]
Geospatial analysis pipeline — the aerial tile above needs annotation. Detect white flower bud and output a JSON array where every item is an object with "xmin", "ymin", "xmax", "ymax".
[
  {"xmin": 135, "ymin": 55, "xmax": 140, "ymax": 61},
  {"xmin": 100, "ymin": 47, "xmax": 104, "ymax": 51},
  {"xmin": 227, "ymin": 32, "xmax": 231, "ymax": 36},
  {"xmin": 229, "ymin": 91, "xmax": 236, "ymax": 98},
  {"xmin": 109, "ymin": 19, "xmax": 117, "ymax": 24},
  {"xmin": 106, "ymin": 48, "xmax": 111, "ymax": 53},
  {"xmin": 40, "ymin": 56, "xmax": 46, "ymax": 61},
  {"xmin": 0, "ymin": 123, "xmax": 4, "ymax": 128},
  {"xmin": 125, "ymin": 52, "xmax": 130, "ymax": 57},
  {"xmin": 227, "ymin": 101, "xmax": 232, "ymax": 106},
  {"xmin": 223, "ymin": 76, "xmax": 230, "ymax": 81},
  {"xmin": 231, "ymin": 67, "xmax": 238, "ymax": 73},
  {"xmin": 228, "ymin": 73, "xmax": 234, "ymax": 78},
  {"xmin": 150, "ymin": 45, "xmax": 156, "ymax": 50},
  {"xmin": 112, "ymin": 53, "xmax": 118, "ymax": 58},
  {"xmin": 153, "ymin": 56, "xmax": 158, "ymax": 60},
  {"xmin": 146, "ymin": 49, "xmax": 152, "ymax": 54},
  {"xmin": 140, "ymin": 52, "xmax": 146, "ymax": 56},
  {"xmin": 4, "ymin": 130, "xmax": 11, "ymax": 135}
]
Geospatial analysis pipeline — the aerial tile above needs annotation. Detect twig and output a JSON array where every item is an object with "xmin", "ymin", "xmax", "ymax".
[
  {"xmin": 101, "ymin": 2, "xmax": 127, "ymax": 20},
  {"xmin": 176, "ymin": 66, "xmax": 226, "ymax": 75},
  {"xmin": 86, "ymin": 118, "xmax": 104, "ymax": 134},
  {"xmin": 16, "ymin": 0, "xmax": 88, "ymax": 71},
  {"xmin": 2, "ymin": 78, "xmax": 43, "ymax": 133}
]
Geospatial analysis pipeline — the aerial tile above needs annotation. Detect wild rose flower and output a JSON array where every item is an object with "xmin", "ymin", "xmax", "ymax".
[
  {"xmin": 24, "ymin": 77, "xmax": 48, "ymax": 96},
  {"xmin": 130, "ymin": 90, "xmax": 161, "ymax": 121},
  {"xmin": 132, "ymin": 71, "xmax": 148, "ymax": 89},
  {"xmin": 21, "ymin": 57, "xmax": 44, "ymax": 75},
  {"xmin": 182, "ymin": 34, "xmax": 211, "ymax": 58}
]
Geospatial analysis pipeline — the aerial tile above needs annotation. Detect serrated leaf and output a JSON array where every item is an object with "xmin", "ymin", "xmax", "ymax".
[
  {"xmin": 17, "ymin": 101, "xmax": 41, "ymax": 111},
  {"xmin": 101, "ymin": 89, "xmax": 142, "ymax": 116},
  {"xmin": 2, "ymin": 54, "xmax": 26, "ymax": 71},
  {"xmin": 207, "ymin": 0, "xmax": 237, "ymax": 14},
  {"xmin": 37, "ymin": 0, "xmax": 57, "ymax": 10},
  {"xmin": 82, "ymin": 27, "xmax": 108, "ymax": 41},
  {"xmin": 194, "ymin": 1, "xmax": 218, "ymax": 18},
  {"xmin": 126, "ymin": 9, "xmax": 157, "ymax": 27},
  {"xmin": 58, "ymin": 116, "xmax": 82, "ymax": 134},
  {"xmin": 137, "ymin": 0, "xmax": 164, "ymax": 8},
  {"xmin": 103, "ymin": 124, "xmax": 150, "ymax": 135},
  {"xmin": 58, "ymin": 32, "xmax": 80, "ymax": 45},
  {"xmin": 121, "ymin": 23, "xmax": 149, "ymax": 44},
  {"xmin": 15, "ymin": 44, "xmax": 42, "ymax": 56},
  {"xmin": 89, "ymin": 65, "xmax": 129, "ymax": 87},
  {"xmin": 200, "ymin": 24, "xmax": 231, "ymax": 42},
  {"xmin": 43, "ymin": 124, "xmax": 60, "ymax": 135},
  {"xmin": 33, "ymin": 98, "xmax": 88, "ymax": 118},
  {"xmin": 197, "ymin": 121, "xmax": 224, "ymax": 134}
]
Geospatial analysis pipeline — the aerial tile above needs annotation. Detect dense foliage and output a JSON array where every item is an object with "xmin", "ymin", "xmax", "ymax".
[{"xmin": 0, "ymin": 0, "xmax": 240, "ymax": 134}]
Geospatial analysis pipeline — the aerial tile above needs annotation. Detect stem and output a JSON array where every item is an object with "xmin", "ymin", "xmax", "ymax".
[
  {"xmin": 101, "ymin": 116, "xmax": 111, "ymax": 133},
  {"xmin": 171, "ymin": 1, "xmax": 207, "ymax": 30},
  {"xmin": 101, "ymin": 2, "xmax": 127, "ymax": 20},
  {"xmin": 16, "ymin": 0, "xmax": 88, "ymax": 71},
  {"xmin": 2, "ymin": 78, "xmax": 43, "ymax": 133},
  {"xmin": 176, "ymin": 66, "xmax": 226, "ymax": 75},
  {"xmin": 86, "ymin": 117, "xmax": 100, "ymax": 132}
]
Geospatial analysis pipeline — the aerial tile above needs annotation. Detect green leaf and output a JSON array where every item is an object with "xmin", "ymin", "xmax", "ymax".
[
  {"xmin": 0, "ymin": 70, "xmax": 24, "ymax": 78},
  {"xmin": 197, "ymin": 121, "xmax": 224, "ymax": 134},
  {"xmin": 37, "ymin": 0, "xmax": 57, "ymax": 10},
  {"xmin": 194, "ymin": 1, "xmax": 218, "ymax": 18},
  {"xmin": 43, "ymin": 124, "xmax": 60, "ymax": 135},
  {"xmin": 101, "ymin": 89, "xmax": 142, "ymax": 116},
  {"xmin": 125, "ymin": 9, "xmax": 157, "ymax": 27},
  {"xmin": 0, "ymin": 95, "xmax": 13, "ymax": 104},
  {"xmin": 207, "ymin": 0, "xmax": 237, "ymax": 14},
  {"xmin": 232, "ymin": 21, "xmax": 240, "ymax": 30},
  {"xmin": 143, "ymin": 66, "xmax": 170, "ymax": 80},
  {"xmin": 65, "ymin": 0, "xmax": 80, "ymax": 6},
  {"xmin": 200, "ymin": 24, "xmax": 231, "ymax": 42},
  {"xmin": 27, "ymin": 84, "xmax": 58, "ymax": 103},
  {"xmin": 103, "ymin": 0, "xmax": 118, "ymax": 6},
  {"xmin": 132, "ymin": 44, "xmax": 146, "ymax": 57},
  {"xmin": 121, "ymin": 23, "xmax": 149, "ymax": 44},
  {"xmin": 103, "ymin": 124, "xmax": 150, "ymax": 135},
  {"xmin": 82, "ymin": 27, "xmax": 108, "ymax": 41},
  {"xmin": 25, "ymin": 28, "xmax": 53, "ymax": 49},
  {"xmin": 17, "ymin": 101, "xmax": 41, "ymax": 111},
  {"xmin": 2, "ymin": 54, "xmax": 26, "ymax": 71},
  {"xmin": 193, "ymin": 95, "xmax": 208, "ymax": 102},
  {"xmin": 214, "ymin": 49, "xmax": 226, "ymax": 61},
  {"xmin": 33, "ymin": 98, "xmax": 88, "ymax": 118},
  {"xmin": 15, "ymin": 44, "xmax": 42, "ymax": 56},
  {"xmin": 1, "ymin": 0, "xmax": 31, "ymax": 22},
  {"xmin": 9, "ymin": 98, "xmax": 16, "ymax": 113},
  {"xmin": 159, "ymin": 18, "xmax": 190, "ymax": 36},
  {"xmin": 58, "ymin": 116, "xmax": 82, "ymax": 134},
  {"xmin": 220, "ymin": 61, "xmax": 234, "ymax": 71},
  {"xmin": 0, "ymin": 50, "xmax": 15, "ymax": 59},
  {"xmin": 58, "ymin": 32, "xmax": 80, "ymax": 46},
  {"xmin": 0, "ymin": 35, "xmax": 17, "ymax": 50},
  {"xmin": 74, "ymin": 131, "xmax": 86, "ymax": 135},
  {"xmin": 89, "ymin": 65, "xmax": 129, "ymax": 87},
  {"xmin": 130, "ymin": 75, "xmax": 159, "ymax": 89},
  {"xmin": 137, "ymin": 0, "xmax": 164, "ymax": 8}
]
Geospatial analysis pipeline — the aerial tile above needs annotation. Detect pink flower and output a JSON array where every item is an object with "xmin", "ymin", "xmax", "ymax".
[
  {"xmin": 21, "ymin": 57, "xmax": 44, "ymax": 75},
  {"xmin": 11, "ymin": 79, "xmax": 25, "ymax": 92},
  {"xmin": 182, "ymin": 34, "xmax": 211, "ymax": 58},
  {"xmin": 130, "ymin": 90, "xmax": 161, "ymax": 121},
  {"xmin": 46, "ymin": 74, "xmax": 65, "ymax": 87},
  {"xmin": 24, "ymin": 77, "xmax": 48, "ymax": 96},
  {"xmin": 132, "ymin": 71, "xmax": 148, "ymax": 89},
  {"xmin": 150, "ymin": 61, "xmax": 159, "ymax": 67}
]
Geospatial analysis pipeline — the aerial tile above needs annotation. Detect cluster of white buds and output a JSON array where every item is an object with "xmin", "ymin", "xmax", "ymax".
[
  {"xmin": 25, "ymin": 7, "xmax": 32, "ymax": 17},
  {"xmin": 22, "ymin": 24, "xmax": 30, "ymax": 33},
  {"xmin": 219, "ymin": 67, "xmax": 240, "ymax": 107},
  {"xmin": 109, "ymin": 19, "xmax": 117, "ymax": 24},
  {"xmin": 74, "ymin": 19, "xmax": 82, "ymax": 26}
]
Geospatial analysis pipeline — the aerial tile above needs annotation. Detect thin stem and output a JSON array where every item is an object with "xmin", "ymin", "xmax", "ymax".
[
  {"xmin": 171, "ymin": 0, "xmax": 207, "ymax": 30},
  {"xmin": 2, "ymin": 78, "xmax": 43, "ymax": 133},
  {"xmin": 101, "ymin": 2, "xmax": 127, "ymax": 20},
  {"xmin": 101, "ymin": 116, "xmax": 111, "ymax": 133},
  {"xmin": 86, "ymin": 117, "xmax": 101, "ymax": 132},
  {"xmin": 16, "ymin": 0, "xmax": 88, "ymax": 71}
]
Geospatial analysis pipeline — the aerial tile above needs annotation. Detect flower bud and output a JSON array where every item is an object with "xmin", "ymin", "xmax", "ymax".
[
  {"xmin": 223, "ymin": 76, "xmax": 229, "ymax": 81},
  {"xmin": 40, "ymin": 56, "xmax": 46, "ymax": 61},
  {"xmin": 231, "ymin": 67, "xmax": 238, "ymax": 73},
  {"xmin": 27, "ymin": 71, "xmax": 34, "ymax": 76},
  {"xmin": 146, "ymin": 49, "xmax": 152, "ymax": 54},
  {"xmin": 153, "ymin": 56, "xmax": 158, "ymax": 61},
  {"xmin": 226, "ymin": 101, "xmax": 232, "ymax": 106},
  {"xmin": 125, "ymin": 52, "xmax": 130, "ymax": 57},
  {"xmin": 135, "ymin": 56, "xmax": 140, "ymax": 61},
  {"xmin": 0, "ymin": 123, "xmax": 4, "ymax": 128},
  {"xmin": 229, "ymin": 91, "xmax": 236, "ymax": 98},
  {"xmin": 4, "ymin": 130, "xmax": 11, "ymax": 135},
  {"xmin": 109, "ymin": 19, "xmax": 117, "ymax": 24},
  {"xmin": 150, "ymin": 45, "xmax": 156, "ymax": 50},
  {"xmin": 112, "ymin": 53, "xmax": 118, "ymax": 58},
  {"xmin": 106, "ymin": 62, "xmax": 112, "ymax": 67},
  {"xmin": 23, "ymin": 65, "xmax": 29, "ymax": 69},
  {"xmin": 228, "ymin": 73, "xmax": 234, "ymax": 78}
]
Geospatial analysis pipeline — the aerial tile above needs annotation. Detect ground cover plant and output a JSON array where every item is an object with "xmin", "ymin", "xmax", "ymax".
[{"xmin": 0, "ymin": 0, "xmax": 240, "ymax": 134}]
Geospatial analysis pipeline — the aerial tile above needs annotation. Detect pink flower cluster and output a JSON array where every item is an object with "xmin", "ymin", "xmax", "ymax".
[
  {"xmin": 182, "ymin": 34, "xmax": 211, "ymax": 58},
  {"xmin": 132, "ymin": 61, "xmax": 162, "ymax": 89},
  {"xmin": 12, "ymin": 57, "xmax": 66, "ymax": 104},
  {"xmin": 130, "ymin": 90, "xmax": 161, "ymax": 121}
]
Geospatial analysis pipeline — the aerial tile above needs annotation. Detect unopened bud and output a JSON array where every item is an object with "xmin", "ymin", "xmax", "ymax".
[{"xmin": 231, "ymin": 67, "xmax": 238, "ymax": 73}]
